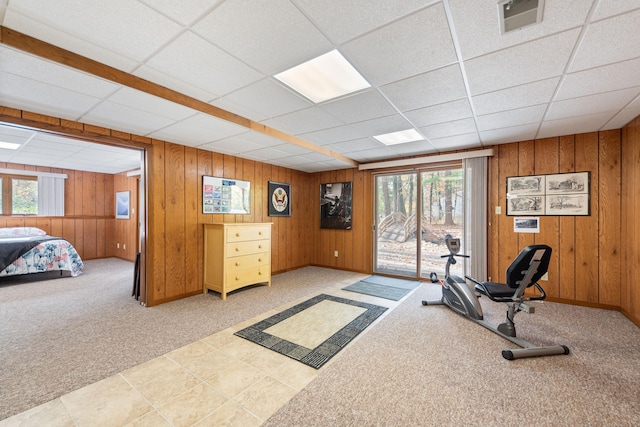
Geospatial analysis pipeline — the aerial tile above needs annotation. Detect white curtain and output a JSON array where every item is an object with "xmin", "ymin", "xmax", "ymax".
[
  {"xmin": 38, "ymin": 176, "xmax": 65, "ymax": 216},
  {"xmin": 463, "ymin": 157, "xmax": 488, "ymax": 280}
]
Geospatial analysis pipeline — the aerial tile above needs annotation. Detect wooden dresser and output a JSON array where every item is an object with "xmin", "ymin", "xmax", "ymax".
[{"xmin": 203, "ymin": 222, "xmax": 272, "ymax": 299}]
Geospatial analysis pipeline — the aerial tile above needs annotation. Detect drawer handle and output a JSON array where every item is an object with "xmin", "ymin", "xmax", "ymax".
[
  {"xmin": 258, "ymin": 258, "xmax": 262, "ymax": 262},
  {"xmin": 236, "ymin": 233, "xmax": 240, "ymax": 237},
  {"xmin": 235, "ymin": 276, "xmax": 240, "ymax": 281},
  {"xmin": 258, "ymin": 231, "xmax": 262, "ymax": 235},
  {"xmin": 235, "ymin": 262, "xmax": 240, "ymax": 266},
  {"xmin": 258, "ymin": 271, "xmax": 262, "ymax": 275},
  {"xmin": 235, "ymin": 247, "xmax": 239, "ymax": 252},
  {"xmin": 258, "ymin": 245, "xmax": 262, "ymax": 249}
]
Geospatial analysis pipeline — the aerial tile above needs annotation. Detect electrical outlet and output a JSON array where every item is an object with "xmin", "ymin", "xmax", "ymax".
[
  {"xmin": 117, "ymin": 243, "xmax": 120, "ymax": 249},
  {"xmin": 495, "ymin": 206, "xmax": 502, "ymax": 214},
  {"xmin": 123, "ymin": 244, "xmax": 126, "ymax": 250},
  {"xmin": 334, "ymin": 250, "xmax": 338, "ymax": 257},
  {"xmin": 541, "ymin": 272, "xmax": 548, "ymax": 281}
]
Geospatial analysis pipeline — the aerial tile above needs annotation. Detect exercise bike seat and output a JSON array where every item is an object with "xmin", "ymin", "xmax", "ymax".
[{"xmin": 473, "ymin": 244, "xmax": 552, "ymax": 302}]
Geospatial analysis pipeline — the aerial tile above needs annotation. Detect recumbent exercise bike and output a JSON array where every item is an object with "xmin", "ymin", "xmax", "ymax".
[{"xmin": 422, "ymin": 236, "xmax": 570, "ymax": 360}]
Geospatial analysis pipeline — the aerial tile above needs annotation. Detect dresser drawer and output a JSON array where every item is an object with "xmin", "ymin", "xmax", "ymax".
[
  {"xmin": 225, "ymin": 252, "xmax": 269, "ymax": 270},
  {"xmin": 226, "ymin": 225, "xmax": 271, "ymax": 243},
  {"xmin": 225, "ymin": 265, "xmax": 271, "ymax": 291},
  {"xmin": 227, "ymin": 239, "xmax": 270, "ymax": 257}
]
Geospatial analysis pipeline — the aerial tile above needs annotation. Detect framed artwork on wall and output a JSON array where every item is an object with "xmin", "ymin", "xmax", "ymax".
[
  {"xmin": 202, "ymin": 176, "xmax": 251, "ymax": 214},
  {"xmin": 268, "ymin": 181, "xmax": 291, "ymax": 217},
  {"xmin": 116, "ymin": 191, "xmax": 130, "ymax": 219},
  {"xmin": 320, "ymin": 181, "xmax": 352, "ymax": 230},
  {"xmin": 507, "ymin": 172, "xmax": 590, "ymax": 216}
]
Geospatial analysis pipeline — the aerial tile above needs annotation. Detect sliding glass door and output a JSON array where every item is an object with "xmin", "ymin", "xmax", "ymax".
[{"xmin": 374, "ymin": 166, "xmax": 464, "ymax": 279}]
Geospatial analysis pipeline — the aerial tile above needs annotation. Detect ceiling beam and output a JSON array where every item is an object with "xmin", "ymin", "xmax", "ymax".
[{"xmin": 0, "ymin": 26, "xmax": 359, "ymax": 168}]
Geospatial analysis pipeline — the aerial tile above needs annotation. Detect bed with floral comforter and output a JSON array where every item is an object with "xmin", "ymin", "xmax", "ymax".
[{"xmin": 0, "ymin": 227, "xmax": 84, "ymax": 278}]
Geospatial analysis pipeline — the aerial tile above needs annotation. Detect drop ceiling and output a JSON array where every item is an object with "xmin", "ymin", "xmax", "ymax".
[{"xmin": 0, "ymin": 0, "xmax": 639, "ymax": 174}]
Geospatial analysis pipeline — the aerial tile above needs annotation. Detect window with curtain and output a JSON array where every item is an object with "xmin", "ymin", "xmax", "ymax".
[
  {"xmin": 463, "ymin": 156, "xmax": 488, "ymax": 281},
  {"xmin": 0, "ymin": 171, "xmax": 66, "ymax": 216}
]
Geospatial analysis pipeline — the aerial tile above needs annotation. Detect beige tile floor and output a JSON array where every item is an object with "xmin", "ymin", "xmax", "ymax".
[{"xmin": 1, "ymin": 281, "xmax": 414, "ymax": 427}]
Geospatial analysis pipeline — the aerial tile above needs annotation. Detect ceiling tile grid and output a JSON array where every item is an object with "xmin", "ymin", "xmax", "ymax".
[{"xmin": 1, "ymin": 0, "xmax": 640, "ymax": 174}]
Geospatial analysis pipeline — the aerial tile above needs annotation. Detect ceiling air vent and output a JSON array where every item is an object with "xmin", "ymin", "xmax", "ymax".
[{"xmin": 498, "ymin": 0, "xmax": 545, "ymax": 34}]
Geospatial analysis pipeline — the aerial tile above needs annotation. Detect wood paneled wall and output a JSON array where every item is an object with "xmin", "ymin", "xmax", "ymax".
[
  {"xmin": 309, "ymin": 168, "xmax": 373, "ymax": 273},
  {"xmin": 114, "ymin": 172, "xmax": 138, "ymax": 262},
  {"xmin": 0, "ymin": 161, "xmax": 116, "ymax": 260},
  {"xmin": 147, "ymin": 140, "xmax": 315, "ymax": 305},
  {"xmin": 621, "ymin": 116, "xmax": 640, "ymax": 326},
  {"xmin": 488, "ymin": 131, "xmax": 623, "ymax": 310},
  {"xmin": 2, "ymin": 106, "xmax": 639, "ymax": 325}
]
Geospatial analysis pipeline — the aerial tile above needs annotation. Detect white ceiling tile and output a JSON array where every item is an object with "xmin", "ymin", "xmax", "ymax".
[
  {"xmin": 218, "ymin": 78, "xmax": 311, "ymax": 121},
  {"xmin": 386, "ymin": 139, "xmax": 437, "ymax": 156},
  {"xmin": 320, "ymin": 89, "xmax": 397, "ymax": 124},
  {"xmin": 537, "ymin": 112, "xmax": 616, "ymax": 138},
  {"xmin": 480, "ymin": 123, "xmax": 539, "ymax": 145},
  {"xmin": 0, "ymin": 46, "xmax": 119, "ymax": 98},
  {"xmin": 241, "ymin": 146, "xmax": 293, "ymax": 161},
  {"xmin": 591, "ymin": 0, "xmax": 640, "ymax": 21},
  {"xmin": 342, "ymin": 3, "xmax": 457, "ymax": 86},
  {"xmin": 472, "ymin": 78, "xmax": 560, "ymax": 116},
  {"xmin": 262, "ymin": 107, "xmax": 343, "ymax": 136},
  {"xmin": 429, "ymin": 132, "xmax": 482, "ymax": 151},
  {"xmin": 134, "ymin": 65, "xmax": 217, "ymax": 104},
  {"xmin": 349, "ymin": 115, "xmax": 416, "ymax": 138},
  {"xmin": 148, "ymin": 113, "xmax": 247, "ymax": 147},
  {"xmin": 107, "ymin": 87, "xmax": 196, "ymax": 121},
  {"xmin": 346, "ymin": 147, "xmax": 396, "ymax": 162},
  {"xmin": 449, "ymin": 0, "xmax": 593, "ymax": 60},
  {"xmin": 300, "ymin": 125, "xmax": 365, "ymax": 146},
  {"xmin": 4, "ymin": 0, "xmax": 182, "ymax": 65},
  {"xmin": 404, "ymin": 99, "xmax": 473, "ymax": 127},
  {"xmin": 192, "ymin": 0, "xmax": 332, "ymax": 75},
  {"xmin": 0, "ymin": 71, "xmax": 101, "ymax": 120},
  {"xmin": 381, "ymin": 64, "xmax": 468, "ymax": 112},
  {"xmin": 477, "ymin": 104, "xmax": 547, "ymax": 132},
  {"xmin": 81, "ymin": 101, "xmax": 178, "ymax": 136},
  {"xmin": 603, "ymin": 106, "xmax": 640, "ymax": 130},
  {"xmin": 324, "ymin": 138, "xmax": 382, "ymax": 154},
  {"xmin": 211, "ymin": 97, "xmax": 268, "ymax": 123},
  {"xmin": 420, "ymin": 118, "xmax": 477, "ymax": 140},
  {"xmin": 570, "ymin": 9, "xmax": 640, "ymax": 73},
  {"xmin": 293, "ymin": 0, "xmax": 434, "ymax": 44},
  {"xmin": 465, "ymin": 29, "xmax": 581, "ymax": 95},
  {"xmin": 145, "ymin": 31, "xmax": 263, "ymax": 98},
  {"xmin": 546, "ymin": 88, "xmax": 639, "ymax": 121},
  {"xmin": 556, "ymin": 57, "xmax": 640, "ymax": 100},
  {"xmin": 140, "ymin": 0, "xmax": 223, "ymax": 26}
]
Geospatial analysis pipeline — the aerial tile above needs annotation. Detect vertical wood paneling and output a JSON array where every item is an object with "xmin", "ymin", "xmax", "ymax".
[
  {"xmin": 184, "ymin": 147, "xmax": 199, "ymax": 293},
  {"xmin": 165, "ymin": 143, "xmax": 186, "ymax": 298},
  {"xmin": 149, "ymin": 139, "xmax": 166, "ymax": 301},
  {"xmin": 558, "ymin": 135, "xmax": 576, "ymax": 300},
  {"xmin": 518, "ymin": 141, "xmax": 536, "ymax": 252},
  {"xmin": 534, "ymin": 137, "xmax": 560, "ymax": 297},
  {"xmin": 197, "ymin": 151, "xmax": 213, "ymax": 293},
  {"xmin": 497, "ymin": 144, "xmax": 520, "ymax": 281},
  {"xmin": 575, "ymin": 133, "xmax": 599, "ymax": 303},
  {"xmin": 598, "ymin": 130, "xmax": 621, "ymax": 306}
]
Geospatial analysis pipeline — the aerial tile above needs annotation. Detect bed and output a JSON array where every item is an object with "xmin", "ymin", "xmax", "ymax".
[{"xmin": 0, "ymin": 227, "xmax": 84, "ymax": 278}]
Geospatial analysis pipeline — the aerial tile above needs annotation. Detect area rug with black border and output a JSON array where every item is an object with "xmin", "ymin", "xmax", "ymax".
[
  {"xmin": 234, "ymin": 294, "xmax": 387, "ymax": 369},
  {"xmin": 342, "ymin": 275, "xmax": 422, "ymax": 301}
]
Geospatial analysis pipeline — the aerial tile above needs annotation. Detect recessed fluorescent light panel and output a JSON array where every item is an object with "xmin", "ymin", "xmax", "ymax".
[
  {"xmin": 374, "ymin": 129, "xmax": 423, "ymax": 146},
  {"xmin": 274, "ymin": 50, "xmax": 370, "ymax": 103},
  {"xmin": 0, "ymin": 141, "xmax": 21, "ymax": 150}
]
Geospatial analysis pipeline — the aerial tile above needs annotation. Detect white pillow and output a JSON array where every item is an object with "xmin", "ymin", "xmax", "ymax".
[{"xmin": 0, "ymin": 227, "xmax": 47, "ymax": 237}]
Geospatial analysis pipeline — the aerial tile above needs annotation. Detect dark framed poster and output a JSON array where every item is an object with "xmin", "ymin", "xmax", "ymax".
[
  {"xmin": 320, "ymin": 181, "xmax": 352, "ymax": 230},
  {"xmin": 268, "ymin": 181, "xmax": 291, "ymax": 217}
]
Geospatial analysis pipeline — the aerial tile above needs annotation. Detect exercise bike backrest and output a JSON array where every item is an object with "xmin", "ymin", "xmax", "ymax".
[{"xmin": 504, "ymin": 244, "xmax": 552, "ymax": 289}]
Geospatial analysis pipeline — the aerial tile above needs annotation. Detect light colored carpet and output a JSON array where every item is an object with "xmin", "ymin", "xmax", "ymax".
[
  {"xmin": 264, "ymin": 283, "xmax": 640, "ymax": 426},
  {"xmin": 0, "ymin": 259, "xmax": 364, "ymax": 420}
]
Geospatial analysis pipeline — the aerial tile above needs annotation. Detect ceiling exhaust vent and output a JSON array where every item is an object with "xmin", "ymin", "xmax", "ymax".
[{"xmin": 498, "ymin": 0, "xmax": 545, "ymax": 34}]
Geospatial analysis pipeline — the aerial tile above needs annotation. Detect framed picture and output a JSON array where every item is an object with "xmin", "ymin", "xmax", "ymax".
[
  {"xmin": 268, "ymin": 181, "xmax": 291, "ymax": 217},
  {"xmin": 320, "ymin": 182, "xmax": 352, "ymax": 230},
  {"xmin": 506, "ymin": 171, "xmax": 590, "ymax": 216},
  {"xmin": 514, "ymin": 217, "xmax": 540, "ymax": 233},
  {"xmin": 116, "ymin": 191, "xmax": 130, "ymax": 219},
  {"xmin": 202, "ymin": 176, "xmax": 251, "ymax": 214}
]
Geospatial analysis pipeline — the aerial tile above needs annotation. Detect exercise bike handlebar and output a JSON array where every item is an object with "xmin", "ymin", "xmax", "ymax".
[{"xmin": 440, "ymin": 253, "xmax": 469, "ymax": 258}]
